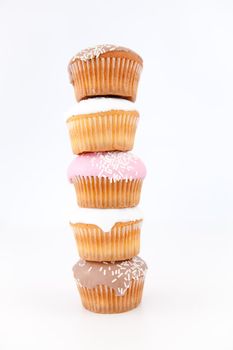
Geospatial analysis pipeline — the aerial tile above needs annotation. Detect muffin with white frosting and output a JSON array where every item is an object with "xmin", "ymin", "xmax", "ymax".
[
  {"xmin": 70, "ymin": 207, "xmax": 143, "ymax": 261},
  {"xmin": 66, "ymin": 97, "xmax": 139, "ymax": 154},
  {"xmin": 68, "ymin": 44, "xmax": 143, "ymax": 102},
  {"xmin": 73, "ymin": 256, "xmax": 147, "ymax": 313}
]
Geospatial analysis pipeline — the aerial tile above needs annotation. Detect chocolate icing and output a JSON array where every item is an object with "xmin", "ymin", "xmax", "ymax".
[
  {"xmin": 73, "ymin": 256, "xmax": 147, "ymax": 296},
  {"xmin": 71, "ymin": 44, "xmax": 137, "ymax": 62}
]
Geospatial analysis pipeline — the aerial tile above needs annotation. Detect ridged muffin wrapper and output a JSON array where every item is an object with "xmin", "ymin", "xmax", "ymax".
[
  {"xmin": 77, "ymin": 277, "xmax": 145, "ymax": 313},
  {"xmin": 70, "ymin": 220, "xmax": 142, "ymax": 261},
  {"xmin": 68, "ymin": 55, "xmax": 142, "ymax": 102},
  {"xmin": 72, "ymin": 176, "xmax": 143, "ymax": 208},
  {"xmin": 66, "ymin": 110, "xmax": 139, "ymax": 154}
]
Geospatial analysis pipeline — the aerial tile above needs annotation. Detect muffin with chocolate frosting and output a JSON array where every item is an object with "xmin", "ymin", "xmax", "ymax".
[
  {"xmin": 68, "ymin": 44, "xmax": 143, "ymax": 102},
  {"xmin": 73, "ymin": 256, "xmax": 147, "ymax": 313}
]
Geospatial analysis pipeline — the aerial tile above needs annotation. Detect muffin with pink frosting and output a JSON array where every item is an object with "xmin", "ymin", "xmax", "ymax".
[{"xmin": 67, "ymin": 151, "xmax": 146, "ymax": 208}]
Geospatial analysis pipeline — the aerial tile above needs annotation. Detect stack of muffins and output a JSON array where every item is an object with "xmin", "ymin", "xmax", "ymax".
[{"xmin": 66, "ymin": 44, "xmax": 147, "ymax": 313}]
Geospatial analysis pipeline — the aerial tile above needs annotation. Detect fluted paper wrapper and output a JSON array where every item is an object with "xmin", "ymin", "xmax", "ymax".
[
  {"xmin": 73, "ymin": 176, "xmax": 143, "ymax": 208},
  {"xmin": 67, "ymin": 110, "xmax": 139, "ymax": 154},
  {"xmin": 68, "ymin": 55, "xmax": 142, "ymax": 102},
  {"xmin": 71, "ymin": 220, "xmax": 142, "ymax": 261},
  {"xmin": 77, "ymin": 277, "xmax": 145, "ymax": 313}
]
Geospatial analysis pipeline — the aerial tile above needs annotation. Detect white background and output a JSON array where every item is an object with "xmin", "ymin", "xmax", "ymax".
[{"xmin": 0, "ymin": 0, "xmax": 233, "ymax": 349}]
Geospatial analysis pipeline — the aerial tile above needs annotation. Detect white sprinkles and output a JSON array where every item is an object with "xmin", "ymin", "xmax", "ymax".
[
  {"xmin": 90, "ymin": 152, "xmax": 140, "ymax": 182},
  {"xmin": 74, "ymin": 256, "xmax": 147, "ymax": 296},
  {"xmin": 71, "ymin": 44, "xmax": 129, "ymax": 62}
]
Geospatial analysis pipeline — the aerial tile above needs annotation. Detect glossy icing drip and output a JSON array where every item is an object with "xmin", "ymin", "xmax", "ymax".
[{"xmin": 70, "ymin": 207, "xmax": 143, "ymax": 232}]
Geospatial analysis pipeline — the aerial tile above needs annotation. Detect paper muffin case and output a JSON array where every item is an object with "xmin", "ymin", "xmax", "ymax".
[
  {"xmin": 77, "ymin": 277, "xmax": 145, "ymax": 313},
  {"xmin": 68, "ymin": 55, "xmax": 142, "ymax": 102},
  {"xmin": 66, "ymin": 110, "xmax": 139, "ymax": 154},
  {"xmin": 73, "ymin": 176, "xmax": 143, "ymax": 208},
  {"xmin": 70, "ymin": 219, "xmax": 142, "ymax": 261}
]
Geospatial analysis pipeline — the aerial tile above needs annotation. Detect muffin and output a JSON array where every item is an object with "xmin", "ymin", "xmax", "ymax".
[
  {"xmin": 70, "ymin": 207, "xmax": 143, "ymax": 261},
  {"xmin": 66, "ymin": 97, "xmax": 139, "ymax": 154},
  {"xmin": 68, "ymin": 44, "xmax": 143, "ymax": 102},
  {"xmin": 67, "ymin": 151, "xmax": 146, "ymax": 208},
  {"xmin": 73, "ymin": 256, "xmax": 147, "ymax": 313}
]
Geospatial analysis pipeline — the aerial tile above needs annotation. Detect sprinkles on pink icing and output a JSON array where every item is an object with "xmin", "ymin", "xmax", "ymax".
[{"xmin": 67, "ymin": 152, "xmax": 146, "ymax": 183}]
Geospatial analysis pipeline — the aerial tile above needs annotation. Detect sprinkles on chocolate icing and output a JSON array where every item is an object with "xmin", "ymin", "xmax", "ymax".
[
  {"xmin": 73, "ymin": 257, "xmax": 147, "ymax": 296},
  {"xmin": 71, "ymin": 44, "xmax": 130, "ymax": 62}
]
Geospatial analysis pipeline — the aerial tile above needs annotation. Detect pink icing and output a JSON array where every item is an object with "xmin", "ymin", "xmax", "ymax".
[{"xmin": 67, "ymin": 152, "xmax": 146, "ymax": 183}]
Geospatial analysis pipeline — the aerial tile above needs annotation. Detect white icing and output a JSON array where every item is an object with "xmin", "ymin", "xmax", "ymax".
[
  {"xmin": 65, "ymin": 97, "xmax": 137, "ymax": 118},
  {"xmin": 70, "ymin": 207, "xmax": 143, "ymax": 232}
]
